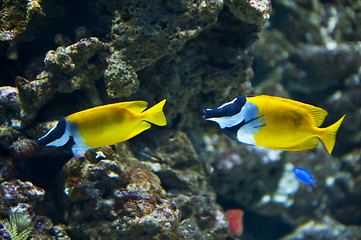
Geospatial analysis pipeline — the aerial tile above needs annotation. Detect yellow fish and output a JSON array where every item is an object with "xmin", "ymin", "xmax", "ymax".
[
  {"xmin": 38, "ymin": 99, "xmax": 167, "ymax": 158},
  {"xmin": 203, "ymin": 95, "xmax": 345, "ymax": 154}
]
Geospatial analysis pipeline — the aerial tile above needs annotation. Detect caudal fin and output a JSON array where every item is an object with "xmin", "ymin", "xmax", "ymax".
[
  {"xmin": 319, "ymin": 115, "xmax": 345, "ymax": 154},
  {"xmin": 144, "ymin": 99, "xmax": 167, "ymax": 126}
]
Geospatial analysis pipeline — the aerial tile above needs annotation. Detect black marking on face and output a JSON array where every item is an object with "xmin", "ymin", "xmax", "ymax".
[
  {"xmin": 203, "ymin": 96, "xmax": 246, "ymax": 119},
  {"xmin": 37, "ymin": 119, "xmax": 66, "ymax": 146},
  {"xmin": 221, "ymin": 120, "xmax": 246, "ymax": 142}
]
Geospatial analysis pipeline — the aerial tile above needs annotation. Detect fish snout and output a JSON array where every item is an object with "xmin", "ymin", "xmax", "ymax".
[{"xmin": 203, "ymin": 109, "xmax": 214, "ymax": 119}]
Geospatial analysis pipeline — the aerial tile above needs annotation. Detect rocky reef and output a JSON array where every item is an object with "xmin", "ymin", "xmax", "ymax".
[
  {"xmin": 62, "ymin": 145, "xmax": 181, "ymax": 239},
  {"xmin": 1, "ymin": 0, "xmax": 360, "ymax": 239}
]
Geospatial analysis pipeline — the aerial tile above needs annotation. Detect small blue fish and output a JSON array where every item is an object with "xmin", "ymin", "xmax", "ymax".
[{"xmin": 293, "ymin": 168, "xmax": 315, "ymax": 185}]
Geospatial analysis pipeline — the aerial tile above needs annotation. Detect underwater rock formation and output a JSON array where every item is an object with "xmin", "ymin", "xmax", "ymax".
[
  {"xmin": 134, "ymin": 130, "xmax": 229, "ymax": 239},
  {"xmin": 9, "ymin": 137, "xmax": 40, "ymax": 159},
  {"xmin": 0, "ymin": 204, "xmax": 71, "ymax": 239},
  {"xmin": 0, "ymin": 179, "xmax": 45, "ymax": 214},
  {"xmin": 103, "ymin": 50, "xmax": 139, "ymax": 98},
  {"xmin": 62, "ymin": 145, "xmax": 180, "ymax": 239},
  {"xmin": 92, "ymin": 0, "xmax": 224, "ymax": 70},
  {"xmin": 0, "ymin": 86, "xmax": 19, "ymax": 109},
  {"xmin": 139, "ymin": 8, "xmax": 257, "ymax": 127},
  {"xmin": 0, "ymin": 3, "xmax": 269, "ymax": 239},
  {"xmin": 16, "ymin": 75, "xmax": 54, "ymax": 123},
  {"xmin": 253, "ymin": 0, "xmax": 361, "ymax": 98},
  {"xmin": 13, "ymin": 37, "xmax": 106, "ymax": 123},
  {"xmin": 0, "ymin": 86, "xmax": 21, "ymax": 146},
  {"xmin": 225, "ymin": 0, "xmax": 271, "ymax": 26},
  {"xmin": 281, "ymin": 215, "xmax": 361, "ymax": 240},
  {"xmin": 325, "ymin": 150, "xmax": 361, "ymax": 225},
  {"xmin": 44, "ymin": 37, "xmax": 106, "ymax": 101},
  {"xmin": 0, "ymin": 179, "xmax": 69, "ymax": 238},
  {"xmin": 30, "ymin": 216, "xmax": 71, "ymax": 240},
  {"xmin": 1, "ymin": 0, "xmax": 267, "ymax": 127},
  {"xmin": 0, "ymin": 0, "xmax": 45, "ymax": 42},
  {"xmin": 62, "ymin": 131, "xmax": 229, "ymax": 239}
]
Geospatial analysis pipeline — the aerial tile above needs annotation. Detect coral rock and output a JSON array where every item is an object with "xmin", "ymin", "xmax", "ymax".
[
  {"xmin": 281, "ymin": 215, "xmax": 361, "ymax": 240},
  {"xmin": 0, "ymin": 87, "xmax": 19, "ymax": 109},
  {"xmin": 15, "ymin": 76, "xmax": 54, "ymax": 123},
  {"xmin": 104, "ymin": 51, "xmax": 139, "ymax": 98},
  {"xmin": 225, "ymin": 0, "xmax": 272, "ymax": 26},
  {"xmin": 62, "ymin": 145, "xmax": 180, "ymax": 239},
  {"xmin": 101, "ymin": 0, "xmax": 224, "ymax": 70},
  {"xmin": 0, "ymin": 179, "xmax": 45, "ymax": 214},
  {"xmin": 134, "ymin": 130, "xmax": 229, "ymax": 239},
  {"xmin": 0, "ymin": 0, "xmax": 45, "ymax": 41},
  {"xmin": 44, "ymin": 48, "xmax": 76, "ymax": 74},
  {"xmin": 31, "ymin": 216, "xmax": 71, "ymax": 240}
]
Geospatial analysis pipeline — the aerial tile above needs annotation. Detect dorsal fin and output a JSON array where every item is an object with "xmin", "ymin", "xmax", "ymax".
[
  {"xmin": 112, "ymin": 100, "xmax": 148, "ymax": 113},
  {"xmin": 303, "ymin": 105, "xmax": 328, "ymax": 127},
  {"xmin": 254, "ymin": 95, "xmax": 328, "ymax": 127},
  {"xmin": 66, "ymin": 101, "xmax": 149, "ymax": 123}
]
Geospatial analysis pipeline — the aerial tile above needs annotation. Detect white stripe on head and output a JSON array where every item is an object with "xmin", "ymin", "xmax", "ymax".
[
  {"xmin": 218, "ymin": 97, "xmax": 238, "ymax": 109},
  {"xmin": 46, "ymin": 133, "xmax": 70, "ymax": 147},
  {"xmin": 206, "ymin": 111, "xmax": 244, "ymax": 129},
  {"xmin": 206, "ymin": 101, "xmax": 259, "ymax": 129},
  {"xmin": 40, "ymin": 120, "xmax": 69, "ymax": 147}
]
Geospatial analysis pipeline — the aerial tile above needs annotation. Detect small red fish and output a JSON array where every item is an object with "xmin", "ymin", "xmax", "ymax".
[{"xmin": 226, "ymin": 209, "xmax": 244, "ymax": 237}]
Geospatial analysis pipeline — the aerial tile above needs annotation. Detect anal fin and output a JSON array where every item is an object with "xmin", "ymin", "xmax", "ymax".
[
  {"xmin": 282, "ymin": 136, "xmax": 319, "ymax": 152},
  {"xmin": 128, "ymin": 121, "xmax": 152, "ymax": 139}
]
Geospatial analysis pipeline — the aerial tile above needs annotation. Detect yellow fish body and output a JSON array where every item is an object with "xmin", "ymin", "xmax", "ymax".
[
  {"xmin": 204, "ymin": 95, "xmax": 345, "ymax": 154},
  {"xmin": 38, "ymin": 99, "xmax": 167, "ymax": 158}
]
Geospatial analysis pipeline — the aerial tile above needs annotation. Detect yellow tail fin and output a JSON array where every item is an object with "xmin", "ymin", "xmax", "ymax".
[
  {"xmin": 144, "ymin": 99, "xmax": 167, "ymax": 126},
  {"xmin": 319, "ymin": 115, "xmax": 345, "ymax": 154}
]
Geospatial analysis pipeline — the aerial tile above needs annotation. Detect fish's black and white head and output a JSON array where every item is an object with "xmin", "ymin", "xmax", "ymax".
[
  {"xmin": 203, "ymin": 96, "xmax": 258, "ymax": 128},
  {"xmin": 37, "ymin": 119, "xmax": 70, "ymax": 147},
  {"xmin": 203, "ymin": 96, "xmax": 263, "ymax": 145}
]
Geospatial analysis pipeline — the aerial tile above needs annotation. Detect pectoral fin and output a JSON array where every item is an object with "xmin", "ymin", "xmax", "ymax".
[{"xmin": 247, "ymin": 116, "xmax": 266, "ymax": 129}]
